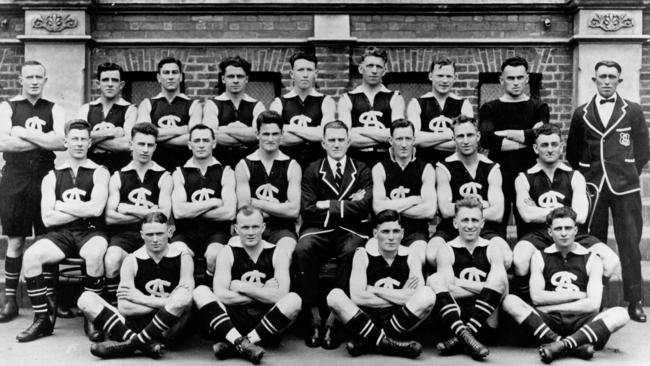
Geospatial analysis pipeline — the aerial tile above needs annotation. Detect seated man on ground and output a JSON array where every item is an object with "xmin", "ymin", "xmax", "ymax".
[
  {"xmin": 77, "ymin": 211, "xmax": 194, "ymax": 359},
  {"xmin": 502, "ymin": 206, "xmax": 629, "ymax": 363},
  {"xmin": 327, "ymin": 209, "xmax": 435, "ymax": 359},
  {"xmin": 192, "ymin": 205, "xmax": 302, "ymax": 364},
  {"xmin": 512, "ymin": 123, "xmax": 619, "ymax": 301},
  {"xmin": 427, "ymin": 196, "xmax": 508, "ymax": 360},
  {"xmin": 17, "ymin": 119, "xmax": 109, "ymax": 342}
]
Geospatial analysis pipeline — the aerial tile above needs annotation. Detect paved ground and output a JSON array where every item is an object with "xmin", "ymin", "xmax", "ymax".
[{"xmin": 1, "ymin": 309, "xmax": 649, "ymax": 366}]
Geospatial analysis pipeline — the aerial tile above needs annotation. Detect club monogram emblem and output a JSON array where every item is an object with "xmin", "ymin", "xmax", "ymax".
[
  {"xmin": 538, "ymin": 191, "xmax": 565, "ymax": 208},
  {"xmin": 459, "ymin": 267, "xmax": 487, "ymax": 282},
  {"xmin": 428, "ymin": 117, "xmax": 452, "ymax": 132},
  {"xmin": 128, "ymin": 188, "xmax": 154, "ymax": 208},
  {"xmin": 619, "ymin": 132, "xmax": 630, "ymax": 147},
  {"xmin": 289, "ymin": 115, "xmax": 311, "ymax": 127},
  {"xmin": 62, "ymin": 188, "xmax": 86, "ymax": 202},
  {"xmin": 25, "ymin": 116, "xmax": 46, "ymax": 132},
  {"xmin": 145, "ymin": 279, "xmax": 171, "ymax": 297},
  {"xmin": 157, "ymin": 115, "xmax": 181, "ymax": 128},
  {"xmin": 550, "ymin": 271, "xmax": 579, "ymax": 292},
  {"xmin": 241, "ymin": 270, "xmax": 266, "ymax": 285},
  {"xmin": 459, "ymin": 182, "xmax": 482, "ymax": 197},
  {"xmin": 255, "ymin": 183, "xmax": 279, "ymax": 203},
  {"xmin": 358, "ymin": 111, "xmax": 385, "ymax": 129},
  {"xmin": 389, "ymin": 186, "xmax": 410, "ymax": 200},
  {"xmin": 191, "ymin": 188, "xmax": 214, "ymax": 202}
]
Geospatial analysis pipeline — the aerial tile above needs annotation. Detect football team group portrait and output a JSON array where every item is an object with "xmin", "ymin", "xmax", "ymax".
[{"xmin": 0, "ymin": 3, "xmax": 649, "ymax": 364}]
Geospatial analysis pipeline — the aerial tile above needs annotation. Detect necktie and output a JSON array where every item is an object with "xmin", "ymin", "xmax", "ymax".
[
  {"xmin": 600, "ymin": 98, "xmax": 615, "ymax": 104},
  {"xmin": 335, "ymin": 162, "xmax": 343, "ymax": 188}
]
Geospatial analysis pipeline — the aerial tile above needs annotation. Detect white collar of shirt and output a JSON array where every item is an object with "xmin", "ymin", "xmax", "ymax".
[
  {"xmin": 595, "ymin": 93, "xmax": 616, "ymax": 127},
  {"xmin": 283, "ymin": 89, "xmax": 323, "ymax": 98},
  {"xmin": 327, "ymin": 156, "xmax": 346, "ymax": 176}
]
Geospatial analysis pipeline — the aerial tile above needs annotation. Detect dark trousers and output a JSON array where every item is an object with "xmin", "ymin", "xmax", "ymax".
[
  {"xmin": 294, "ymin": 228, "xmax": 366, "ymax": 309},
  {"xmin": 589, "ymin": 186, "xmax": 643, "ymax": 302},
  {"xmin": 499, "ymin": 173, "xmax": 525, "ymax": 240}
]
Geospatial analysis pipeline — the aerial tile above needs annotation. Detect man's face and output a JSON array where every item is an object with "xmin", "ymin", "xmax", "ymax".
[
  {"xmin": 430, "ymin": 64, "xmax": 456, "ymax": 95},
  {"xmin": 374, "ymin": 220, "xmax": 404, "ymax": 253},
  {"xmin": 20, "ymin": 64, "xmax": 47, "ymax": 98},
  {"xmin": 65, "ymin": 128, "xmax": 91, "ymax": 160},
  {"xmin": 235, "ymin": 211, "xmax": 265, "ymax": 248},
  {"xmin": 130, "ymin": 132, "xmax": 157, "ymax": 164},
  {"xmin": 222, "ymin": 65, "xmax": 248, "ymax": 95},
  {"xmin": 548, "ymin": 217, "xmax": 577, "ymax": 249},
  {"xmin": 593, "ymin": 65, "xmax": 621, "ymax": 99},
  {"xmin": 500, "ymin": 65, "xmax": 528, "ymax": 98},
  {"xmin": 257, "ymin": 123, "xmax": 282, "ymax": 153},
  {"xmin": 322, "ymin": 127, "xmax": 350, "ymax": 161},
  {"xmin": 157, "ymin": 62, "xmax": 182, "ymax": 92},
  {"xmin": 390, "ymin": 126, "xmax": 415, "ymax": 160},
  {"xmin": 189, "ymin": 128, "xmax": 216, "ymax": 159},
  {"xmin": 453, "ymin": 122, "xmax": 480, "ymax": 157},
  {"xmin": 359, "ymin": 56, "xmax": 386, "ymax": 87},
  {"xmin": 141, "ymin": 222, "xmax": 169, "ymax": 254},
  {"xmin": 98, "ymin": 70, "xmax": 124, "ymax": 100},
  {"xmin": 291, "ymin": 59, "xmax": 316, "ymax": 91},
  {"xmin": 534, "ymin": 133, "xmax": 562, "ymax": 164},
  {"xmin": 454, "ymin": 206, "xmax": 484, "ymax": 242}
]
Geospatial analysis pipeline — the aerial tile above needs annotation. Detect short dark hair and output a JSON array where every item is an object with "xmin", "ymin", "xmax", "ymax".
[
  {"xmin": 131, "ymin": 122, "xmax": 159, "ymax": 139},
  {"xmin": 390, "ymin": 119, "xmax": 415, "ymax": 136},
  {"xmin": 361, "ymin": 46, "xmax": 388, "ymax": 64},
  {"xmin": 289, "ymin": 51, "xmax": 318, "ymax": 68},
  {"xmin": 219, "ymin": 56, "xmax": 252, "ymax": 76},
  {"xmin": 501, "ymin": 56, "xmax": 529, "ymax": 72},
  {"xmin": 429, "ymin": 57, "xmax": 455, "ymax": 73},
  {"xmin": 189, "ymin": 124, "xmax": 215, "ymax": 140},
  {"xmin": 256, "ymin": 111, "xmax": 284, "ymax": 132},
  {"xmin": 157, "ymin": 57, "xmax": 182, "ymax": 73},
  {"xmin": 236, "ymin": 204, "xmax": 263, "ymax": 221},
  {"xmin": 546, "ymin": 206, "xmax": 577, "ymax": 228},
  {"xmin": 64, "ymin": 119, "xmax": 92, "ymax": 136},
  {"xmin": 452, "ymin": 115, "xmax": 478, "ymax": 133},
  {"xmin": 322, "ymin": 120, "xmax": 349, "ymax": 136},
  {"xmin": 97, "ymin": 62, "xmax": 123, "ymax": 81},
  {"xmin": 142, "ymin": 211, "xmax": 169, "ymax": 225},
  {"xmin": 594, "ymin": 60, "xmax": 622, "ymax": 74},
  {"xmin": 375, "ymin": 209, "xmax": 402, "ymax": 228},
  {"xmin": 534, "ymin": 123, "xmax": 562, "ymax": 141},
  {"xmin": 454, "ymin": 196, "xmax": 483, "ymax": 215}
]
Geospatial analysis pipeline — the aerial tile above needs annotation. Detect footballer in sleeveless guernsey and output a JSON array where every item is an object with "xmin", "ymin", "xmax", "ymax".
[
  {"xmin": 78, "ymin": 63, "xmax": 137, "ymax": 173},
  {"xmin": 80, "ymin": 97, "xmax": 135, "ymax": 172},
  {"xmin": 435, "ymin": 152, "xmax": 501, "ymax": 240},
  {"xmin": 270, "ymin": 86, "xmax": 335, "ymax": 167},
  {"xmin": 338, "ymin": 47, "xmax": 405, "ymax": 166},
  {"xmin": 426, "ymin": 198, "xmax": 507, "ymax": 358},
  {"xmin": 17, "ymin": 120, "xmax": 110, "ymax": 342},
  {"xmin": 408, "ymin": 59, "xmax": 475, "ymax": 166},
  {"xmin": 502, "ymin": 207, "xmax": 629, "ymax": 363},
  {"xmin": 326, "ymin": 210, "xmax": 434, "ymax": 357},
  {"xmin": 372, "ymin": 119, "xmax": 436, "ymax": 265},
  {"xmin": 0, "ymin": 62, "xmax": 65, "ymax": 255},
  {"xmin": 192, "ymin": 206, "xmax": 301, "ymax": 362},
  {"xmin": 137, "ymin": 57, "xmax": 201, "ymax": 172},
  {"xmin": 171, "ymin": 124, "xmax": 237, "ymax": 287}
]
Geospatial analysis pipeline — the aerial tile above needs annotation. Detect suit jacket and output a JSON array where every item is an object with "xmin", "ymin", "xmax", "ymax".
[
  {"xmin": 301, "ymin": 156, "xmax": 372, "ymax": 237},
  {"xmin": 567, "ymin": 93, "xmax": 649, "ymax": 195}
]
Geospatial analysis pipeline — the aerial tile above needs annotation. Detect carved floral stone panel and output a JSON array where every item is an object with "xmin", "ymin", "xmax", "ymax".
[
  {"xmin": 588, "ymin": 12, "xmax": 634, "ymax": 32},
  {"xmin": 32, "ymin": 13, "xmax": 78, "ymax": 32}
]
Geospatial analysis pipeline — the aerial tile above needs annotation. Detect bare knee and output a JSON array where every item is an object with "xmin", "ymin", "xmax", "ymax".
[
  {"xmin": 77, "ymin": 291, "xmax": 104, "ymax": 318},
  {"xmin": 192, "ymin": 285, "xmax": 217, "ymax": 308},
  {"xmin": 597, "ymin": 306, "xmax": 630, "ymax": 331},
  {"xmin": 410, "ymin": 286, "xmax": 436, "ymax": 313},
  {"xmin": 104, "ymin": 248, "xmax": 125, "ymax": 277},
  {"xmin": 513, "ymin": 241, "xmax": 535, "ymax": 276},
  {"xmin": 277, "ymin": 292, "xmax": 302, "ymax": 319},
  {"xmin": 426, "ymin": 273, "xmax": 448, "ymax": 293},
  {"xmin": 326, "ymin": 288, "xmax": 347, "ymax": 311},
  {"xmin": 80, "ymin": 239, "xmax": 108, "ymax": 273},
  {"xmin": 167, "ymin": 285, "xmax": 193, "ymax": 314},
  {"xmin": 426, "ymin": 238, "xmax": 445, "ymax": 266}
]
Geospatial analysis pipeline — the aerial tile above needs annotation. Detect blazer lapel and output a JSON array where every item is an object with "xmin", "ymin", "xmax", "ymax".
[
  {"xmin": 582, "ymin": 96, "xmax": 604, "ymax": 135},
  {"xmin": 318, "ymin": 158, "xmax": 339, "ymax": 196},
  {"xmin": 339, "ymin": 157, "xmax": 358, "ymax": 198},
  {"xmin": 603, "ymin": 94, "xmax": 627, "ymax": 135}
]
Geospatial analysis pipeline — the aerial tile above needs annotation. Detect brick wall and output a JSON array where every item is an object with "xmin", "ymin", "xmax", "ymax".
[
  {"xmin": 0, "ymin": 46, "xmax": 24, "ymax": 100},
  {"xmin": 92, "ymin": 14, "xmax": 313, "ymax": 39},
  {"xmin": 350, "ymin": 14, "xmax": 571, "ymax": 39}
]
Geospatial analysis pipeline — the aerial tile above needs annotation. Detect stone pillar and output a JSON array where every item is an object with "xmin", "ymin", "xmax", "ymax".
[
  {"xmin": 572, "ymin": 1, "xmax": 648, "ymax": 104},
  {"xmin": 17, "ymin": 1, "xmax": 92, "ymax": 119}
]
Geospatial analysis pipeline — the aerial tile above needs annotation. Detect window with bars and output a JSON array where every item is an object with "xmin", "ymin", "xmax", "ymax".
[
  {"xmin": 384, "ymin": 72, "xmax": 431, "ymax": 103},
  {"xmin": 478, "ymin": 72, "xmax": 542, "ymax": 107}
]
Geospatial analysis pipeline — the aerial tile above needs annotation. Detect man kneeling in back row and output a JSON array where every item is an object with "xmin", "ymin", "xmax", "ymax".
[
  {"xmin": 503, "ymin": 206, "xmax": 629, "ymax": 364},
  {"xmin": 327, "ymin": 209, "xmax": 435, "ymax": 359},
  {"xmin": 192, "ymin": 205, "xmax": 301, "ymax": 364},
  {"xmin": 77, "ymin": 211, "xmax": 194, "ymax": 359}
]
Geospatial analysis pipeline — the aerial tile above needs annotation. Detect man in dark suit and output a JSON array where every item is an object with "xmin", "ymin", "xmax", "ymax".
[
  {"xmin": 294, "ymin": 120, "xmax": 373, "ymax": 349},
  {"xmin": 567, "ymin": 60, "xmax": 650, "ymax": 322}
]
